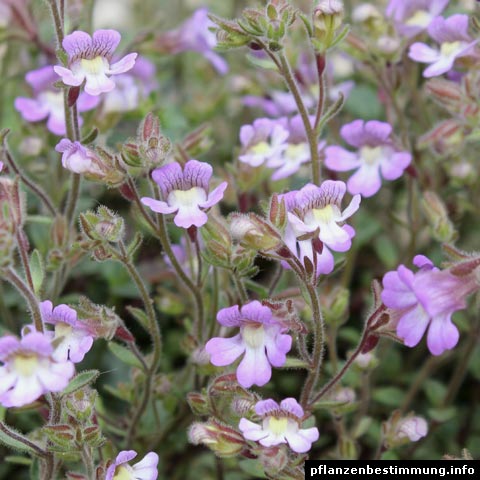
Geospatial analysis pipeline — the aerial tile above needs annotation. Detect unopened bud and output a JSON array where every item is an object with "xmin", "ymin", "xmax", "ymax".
[
  {"xmin": 313, "ymin": 0, "xmax": 344, "ymax": 49},
  {"xmin": 230, "ymin": 213, "xmax": 282, "ymax": 252},
  {"xmin": 384, "ymin": 411, "xmax": 428, "ymax": 448},
  {"xmin": 258, "ymin": 445, "xmax": 289, "ymax": 475},
  {"xmin": 187, "ymin": 392, "xmax": 211, "ymax": 416},
  {"xmin": 76, "ymin": 297, "xmax": 121, "ymax": 340},
  {"xmin": 421, "ymin": 191, "xmax": 456, "ymax": 243},
  {"xmin": 79, "ymin": 206, "xmax": 125, "ymax": 243}
]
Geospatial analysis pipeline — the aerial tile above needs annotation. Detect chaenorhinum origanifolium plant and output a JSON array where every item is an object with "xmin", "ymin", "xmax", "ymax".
[{"xmin": 0, "ymin": 0, "xmax": 479, "ymax": 478}]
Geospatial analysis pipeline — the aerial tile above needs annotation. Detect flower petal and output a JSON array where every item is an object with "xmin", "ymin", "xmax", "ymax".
[
  {"xmin": 237, "ymin": 347, "xmax": 271, "ymax": 387},
  {"xmin": 280, "ymin": 398, "xmax": 304, "ymax": 418},
  {"xmin": 325, "ymin": 146, "xmax": 361, "ymax": 171},
  {"xmin": 239, "ymin": 418, "xmax": 266, "ymax": 441},
  {"xmin": 396, "ymin": 303, "xmax": 430, "ymax": 348},
  {"xmin": 380, "ymin": 152, "xmax": 411, "ymax": 180},
  {"xmin": 216, "ymin": 305, "xmax": 241, "ymax": 327},
  {"xmin": 205, "ymin": 334, "xmax": 245, "ymax": 366},
  {"xmin": 347, "ymin": 164, "xmax": 382, "ymax": 197},
  {"xmin": 108, "ymin": 52, "xmax": 138, "ymax": 75},
  {"xmin": 140, "ymin": 197, "xmax": 177, "ymax": 215},
  {"xmin": 14, "ymin": 98, "xmax": 49, "ymax": 122},
  {"xmin": 426, "ymin": 314, "xmax": 459, "ymax": 355},
  {"xmin": 201, "ymin": 181, "xmax": 228, "ymax": 209}
]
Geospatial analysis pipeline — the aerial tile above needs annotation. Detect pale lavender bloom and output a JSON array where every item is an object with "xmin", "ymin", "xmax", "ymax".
[
  {"xmin": 239, "ymin": 398, "xmax": 319, "ymax": 453},
  {"xmin": 156, "ymin": 8, "xmax": 228, "ymax": 75},
  {"xmin": 395, "ymin": 416, "xmax": 428, "ymax": 442},
  {"xmin": 102, "ymin": 56, "xmax": 157, "ymax": 113},
  {"xmin": 0, "ymin": 331, "xmax": 74, "ymax": 407},
  {"xmin": 205, "ymin": 301, "xmax": 292, "ymax": 388},
  {"xmin": 55, "ymin": 139, "xmax": 102, "ymax": 175},
  {"xmin": 409, "ymin": 15, "xmax": 479, "ymax": 78},
  {"xmin": 0, "ymin": 161, "xmax": 3, "ymax": 172},
  {"xmin": 105, "ymin": 450, "xmax": 159, "ymax": 480},
  {"xmin": 239, "ymin": 118, "xmax": 289, "ymax": 168},
  {"xmin": 54, "ymin": 29, "xmax": 137, "ymax": 95},
  {"xmin": 281, "ymin": 181, "xmax": 360, "ymax": 276},
  {"xmin": 325, "ymin": 120, "xmax": 411, "ymax": 197},
  {"xmin": 141, "ymin": 160, "xmax": 227, "ymax": 229},
  {"xmin": 381, "ymin": 255, "xmax": 477, "ymax": 355},
  {"xmin": 14, "ymin": 66, "xmax": 99, "ymax": 135},
  {"xmin": 40, "ymin": 300, "xmax": 94, "ymax": 363},
  {"xmin": 386, "ymin": 0, "xmax": 449, "ymax": 37}
]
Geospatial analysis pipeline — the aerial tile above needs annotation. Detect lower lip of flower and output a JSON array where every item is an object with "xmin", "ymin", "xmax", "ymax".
[
  {"xmin": 310, "ymin": 204, "xmax": 334, "ymax": 224},
  {"xmin": 168, "ymin": 187, "xmax": 206, "ymax": 208},
  {"xmin": 404, "ymin": 10, "xmax": 431, "ymax": 28},
  {"xmin": 112, "ymin": 465, "xmax": 134, "ymax": 480},
  {"xmin": 80, "ymin": 56, "xmax": 106, "ymax": 75},
  {"xmin": 359, "ymin": 145, "xmax": 384, "ymax": 165},
  {"xmin": 249, "ymin": 141, "xmax": 271, "ymax": 156},
  {"xmin": 13, "ymin": 353, "xmax": 39, "ymax": 376},
  {"xmin": 440, "ymin": 41, "xmax": 462, "ymax": 58},
  {"xmin": 267, "ymin": 416, "xmax": 289, "ymax": 436},
  {"xmin": 55, "ymin": 322, "xmax": 73, "ymax": 340}
]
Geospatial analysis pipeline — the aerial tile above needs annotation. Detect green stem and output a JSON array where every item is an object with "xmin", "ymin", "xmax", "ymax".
[
  {"xmin": 308, "ymin": 328, "xmax": 369, "ymax": 407},
  {"xmin": 0, "ymin": 422, "xmax": 47, "ymax": 458},
  {"xmin": 232, "ymin": 270, "xmax": 248, "ymax": 305},
  {"xmin": 278, "ymin": 52, "xmax": 321, "ymax": 185},
  {"xmin": 4, "ymin": 268, "xmax": 43, "ymax": 332},
  {"xmin": 16, "ymin": 231, "xmax": 34, "ymax": 292},
  {"xmin": 300, "ymin": 281, "xmax": 325, "ymax": 408},
  {"xmin": 47, "ymin": 0, "xmax": 64, "ymax": 44}
]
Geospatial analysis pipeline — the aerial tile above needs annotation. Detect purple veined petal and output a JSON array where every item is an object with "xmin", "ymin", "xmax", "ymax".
[
  {"xmin": 173, "ymin": 202, "xmax": 208, "ymax": 228},
  {"xmin": 205, "ymin": 334, "xmax": 245, "ymax": 366},
  {"xmin": 413, "ymin": 255, "xmax": 434, "ymax": 269},
  {"xmin": 62, "ymin": 31, "xmax": 92, "ymax": 59},
  {"xmin": 363, "ymin": 120, "xmax": 392, "ymax": 144},
  {"xmin": 428, "ymin": 14, "xmax": 470, "ymax": 44},
  {"xmin": 240, "ymin": 300, "xmax": 272, "ymax": 324},
  {"xmin": 14, "ymin": 98, "xmax": 49, "ymax": 122},
  {"xmin": 51, "ymin": 304, "xmax": 77, "ymax": 326},
  {"xmin": 151, "ymin": 163, "xmax": 184, "ymax": 197},
  {"xmin": 381, "ymin": 271, "xmax": 417, "ymax": 310},
  {"xmin": 105, "ymin": 464, "xmax": 116, "ymax": 480},
  {"xmin": 380, "ymin": 152, "xmax": 411, "ymax": 180},
  {"xmin": 53, "ymin": 65, "xmax": 85, "ymax": 87},
  {"xmin": 255, "ymin": 399, "xmax": 280, "ymax": 416},
  {"xmin": 315, "ymin": 246, "xmax": 335, "ymax": 276},
  {"xmin": 324, "ymin": 146, "xmax": 361, "ymax": 171},
  {"xmin": 202, "ymin": 50, "xmax": 229, "ymax": 75},
  {"xmin": 423, "ymin": 56, "xmax": 456, "ymax": 78},
  {"xmin": 107, "ymin": 52, "xmax": 138, "ymax": 75},
  {"xmin": 0, "ymin": 336, "xmax": 20, "ymax": 361},
  {"xmin": 216, "ymin": 305, "xmax": 241, "ymax": 327},
  {"xmin": 239, "ymin": 418, "xmax": 267, "ymax": 441},
  {"xmin": 408, "ymin": 42, "xmax": 440, "ymax": 64},
  {"xmin": 84, "ymin": 71, "xmax": 116, "ymax": 96},
  {"xmin": 1, "ymin": 376, "xmax": 44, "ymax": 407},
  {"xmin": 39, "ymin": 300, "xmax": 54, "ymax": 323},
  {"xmin": 280, "ymin": 398, "xmax": 304, "ymax": 418},
  {"xmin": 337, "ymin": 194, "xmax": 361, "ymax": 221},
  {"xmin": 426, "ymin": 313, "xmax": 459, "ymax": 356},
  {"xmin": 265, "ymin": 331, "xmax": 291, "ymax": 367},
  {"xmin": 46, "ymin": 112, "xmax": 67, "ymax": 136},
  {"xmin": 340, "ymin": 119, "xmax": 366, "ymax": 148},
  {"xmin": 396, "ymin": 303, "xmax": 430, "ymax": 347},
  {"xmin": 115, "ymin": 450, "xmax": 138, "ymax": 466},
  {"xmin": 140, "ymin": 197, "xmax": 177, "ymax": 215},
  {"xmin": 236, "ymin": 346, "xmax": 272, "ymax": 388},
  {"xmin": 347, "ymin": 164, "xmax": 382, "ymax": 197},
  {"xmin": 36, "ymin": 361, "xmax": 74, "ymax": 392},
  {"xmin": 132, "ymin": 452, "xmax": 159, "ymax": 479},
  {"xmin": 92, "ymin": 29, "xmax": 122, "ymax": 57},
  {"xmin": 25, "ymin": 66, "xmax": 57, "ymax": 91},
  {"xmin": 182, "ymin": 159, "xmax": 212, "ymax": 190},
  {"xmin": 284, "ymin": 429, "xmax": 317, "ymax": 453},
  {"xmin": 21, "ymin": 332, "xmax": 53, "ymax": 356}
]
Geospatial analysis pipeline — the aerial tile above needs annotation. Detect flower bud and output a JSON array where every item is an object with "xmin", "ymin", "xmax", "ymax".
[
  {"xmin": 188, "ymin": 419, "xmax": 245, "ymax": 457},
  {"xmin": 187, "ymin": 392, "xmax": 211, "ymax": 416},
  {"xmin": 384, "ymin": 411, "xmax": 428, "ymax": 448},
  {"xmin": 79, "ymin": 206, "xmax": 125, "ymax": 243},
  {"xmin": 258, "ymin": 445, "xmax": 289, "ymax": 475},
  {"xmin": 421, "ymin": 191, "xmax": 457, "ymax": 243},
  {"xmin": 138, "ymin": 113, "xmax": 172, "ymax": 167},
  {"xmin": 322, "ymin": 287, "xmax": 350, "ymax": 325},
  {"xmin": 313, "ymin": 0, "xmax": 344, "ymax": 49},
  {"xmin": 229, "ymin": 213, "xmax": 282, "ymax": 252},
  {"xmin": 75, "ymin": 296, "xmax": 121, "ymax": 340},
  {"xmin": 64, "ymin": 388, "xmax": 97, "ymax": 423}
]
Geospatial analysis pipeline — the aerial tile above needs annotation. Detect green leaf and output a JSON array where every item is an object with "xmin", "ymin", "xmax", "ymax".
[
  {"xmin": 372, "ymin": 387, "xmax": 405, "ymax": 407},
  {"xmin": 423, "ymin": 379, "xmax": 447, "ymax": 407},
  {"xmin": 126, "ymin": 306, "xmax": 150, "ymax": 332},
  {"xmin": 345, "ymin": 84, "xmax": 383, "ymax": 120},
  {"xmin": 29, "ymin": 249, "xmax": 45, "ymax": 296},
  {"xmin": 108, "ymin": 342, "xmax": 144, "ymax": 369},
  {"xmin": 0, "ymin": 422, "xmax": 45, "ymax": 456},
  {"xmin": 239, "ymin": 459, "xmax": 268, "ymax": 479},
  {"xmin": 61, "ymin": 370, "xmax": 100, "ymax": 396},
  {"xmin": 282, "ymin": 357, "xmax": 311, "ymax": 369},
  {"xmin": 427, "ymin": 407, "xmax": 457, "ymax": 423},
  {"xmin": 5, "ymin": 455, "xmax": 32, "ymax": 465}
]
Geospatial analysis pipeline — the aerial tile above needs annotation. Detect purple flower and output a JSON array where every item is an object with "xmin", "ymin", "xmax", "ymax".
[
  {"xmin": 54, "ymin": 30, "xmax": 137, "ymax": 95},
  {"xmin": 409, "ymin": 15, "xmax": 479, "ymax": 78},
  {"xmin": 386, "ymin": 0, "xmax": 449, "ymax": 37},
  {"xmin": 381, "ymin": 255, "xmax": 477, "ymax": 355},
  {"xmin": 105, "ymin": 450, "xmax": 159, "ymax": 480},
  {"xmin": 395, "ymin": 416, "xmax": 428, "ymax": 442},
  {"xmin": 14, "ymin": 66, "xmax": 98, "ymax": 135},
  {"xmin": 141, "ymin": 160, "xmax": 227, "ymax": 229},
  {"xmin": 239, "ymin": 398, "xmax": 319, "ymax": 453},
  {"xmin": 0, "ymin": 161, "xmax": 3, "ymax": 172},
  {"xmin": 325, "ymin": 120, "xmax": 411, "ymax": 197},
  {"xmin": 205, "ymin": 301, "xmax": 292, "ymax": 388},
  {"xmin": 40, "ymin": 301, "xmax": 94, "ymax": 363},
  {"xmin": 55, "ymin": 139, "xmax": 102, "ymax": 175},
  {"xmin": 102, "ymin": 56, "xmax": 157, "ymax": 113},
  {"xmin": 0, "ymin": 331, "xmax": 74, "ymax": 407},
  {"xmin": 155, "ymin": 8, "xmax": 228, "ymax": 75},
  {"xmin": 239, "ymin": 118, "xmax": 289, "ymax": 168},
  {"xmin": 281, "ymin": 181, "xmax": 360, "ymax": 276}
]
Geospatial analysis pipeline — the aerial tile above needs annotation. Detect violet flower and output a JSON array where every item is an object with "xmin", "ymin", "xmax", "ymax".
[
  {"xmin": 395, "ymin": 416, "xmax": 428, "ymax": 442},
  {"xmin": 141, "ymin": 160, "xmax": 227, "ymax": 229},
  {"xmin": 205, "ymin": 301, "xmax": 292, "ymax": 388},
  {"xmin": 239, "ymin": 398, "xmax": 319, "ymax": 453},
  {"xmin": 54, "ymin": 29, "xmax": 137, "ymax": 95},
  {"xmin": 0, "ymin": 331, "xmax": 74, "ymax": 407},
  {"xmin": 55, "ymin": 139, "xmax": 102, "ymax": 175},
  {"xmin": 40, "ymin": 300, "xmax": 94, "ymax": 363},
  {"xmin": 386, "ymin": 0, "xmax": 449, "ymax": 37},
  {"xmin": 281, "ymin": 181, "xmax": 360, "ymax": 276},
  {"xmin": 409, "ymin": 15, "xmax": 479, "ymax": 78},
  {"xmin": 325, "ymin": 120, "xmax": 411, "ymax": 197},
  {"xmin": 14, "ymin": 66, "xmax": 98, "ymax": 135},
  {"xmin": 381, "ymin": 255, "xmax": 477, "ymax": 355},
  {"xmin": 155, "ymin": 8, "xmax": 228, "ymax": 75},
  {"xmin": 105, "ymin": 450, "xmax": 159, "ymax": 480}
]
